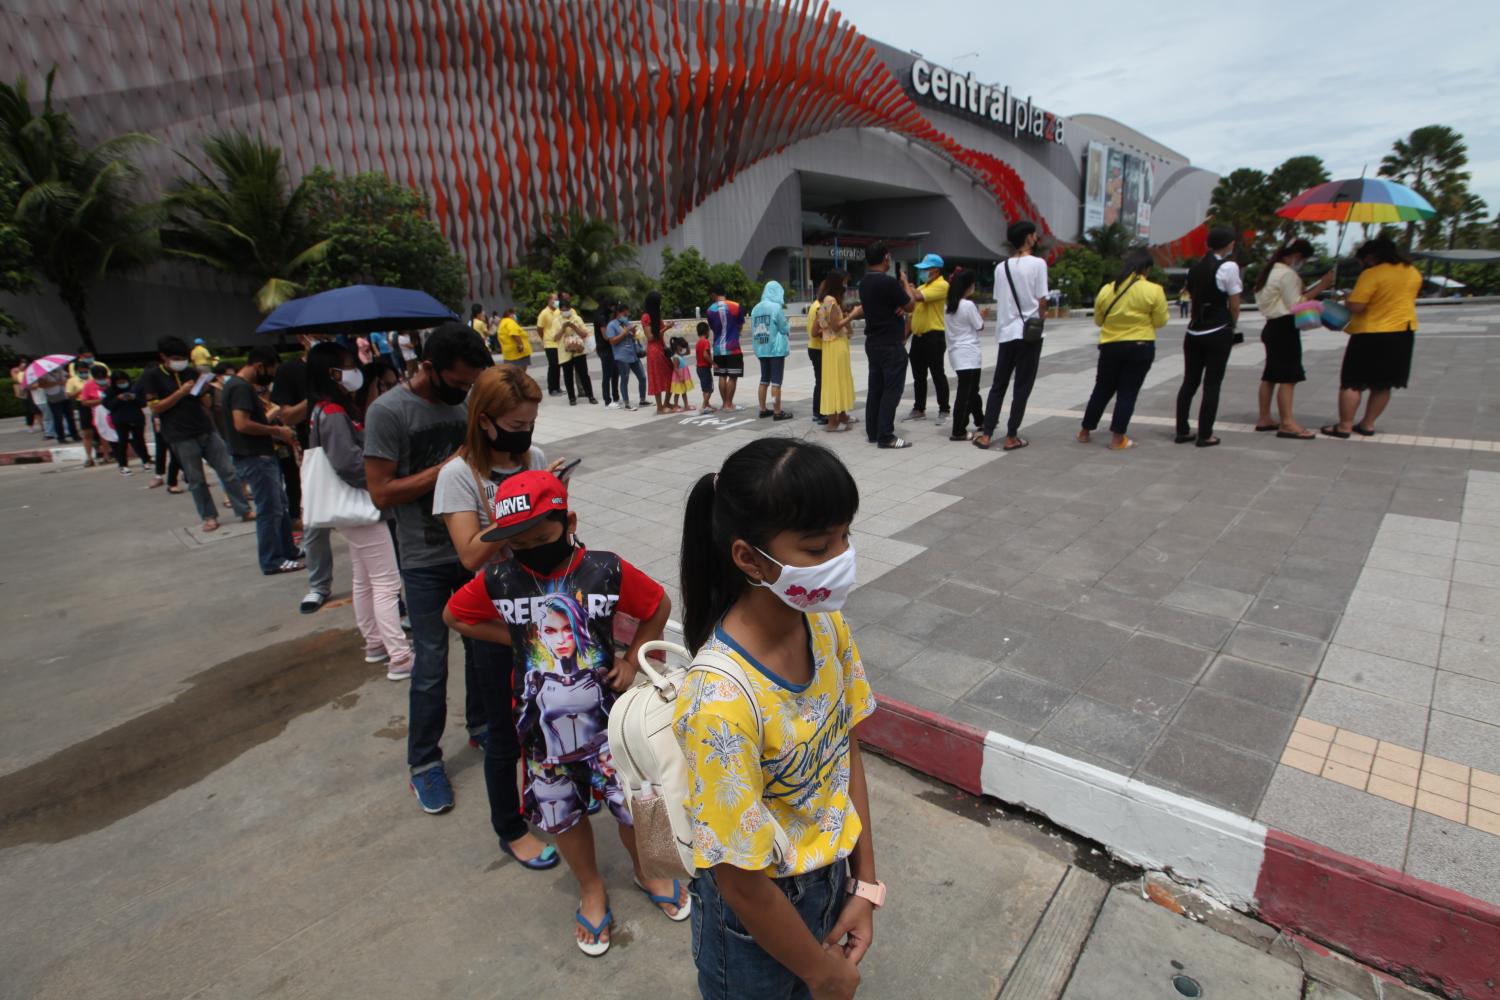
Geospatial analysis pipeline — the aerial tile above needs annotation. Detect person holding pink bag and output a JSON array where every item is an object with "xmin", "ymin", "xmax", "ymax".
[{"xmin": 1252, "ymin": 239, "xmax": 1334, "ymax": 439}]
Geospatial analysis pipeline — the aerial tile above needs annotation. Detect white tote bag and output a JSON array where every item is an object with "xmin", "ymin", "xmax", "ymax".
[{"xmin": 301, "ymin": 405, "xmax": 382, "ymax": 529}]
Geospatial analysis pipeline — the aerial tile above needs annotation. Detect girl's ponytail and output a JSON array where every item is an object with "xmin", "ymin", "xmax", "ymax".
[{"xmin": 680, "ymin": 473, "xmax": 729, "ymax": 651}]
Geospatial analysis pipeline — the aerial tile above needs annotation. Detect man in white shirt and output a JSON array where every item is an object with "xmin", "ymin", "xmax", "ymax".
[
  {"xmin": 1175, "ymin": 226, "xmax": 1243, "ymax": 447},
  {"xmin": 976, "ymin": 220, "xmax": 1048, "ymax": 451}
]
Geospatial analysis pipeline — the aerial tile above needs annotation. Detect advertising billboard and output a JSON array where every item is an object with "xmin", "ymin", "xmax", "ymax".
[{"xmin": 1083, "ymin": 141, "xmax": 1154, "ymax": 242}]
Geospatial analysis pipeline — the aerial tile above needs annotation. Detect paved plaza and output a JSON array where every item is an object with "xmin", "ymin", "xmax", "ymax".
[{"xmin": 2, "ymin": 302, "xmax": 1498, "ymax": 997}]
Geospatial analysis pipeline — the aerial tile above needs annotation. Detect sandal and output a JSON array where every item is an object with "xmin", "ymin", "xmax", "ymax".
[
  {"xmin": 1108, "ymin": 437, "xmax": 1137, "ymax": 451},
  {"xmin": 1254, "ymin": 424, "xmax": 1278, "ymax": 432},
  {"xmin": 167, "ymin": 485, "xmax": 185, "ymax": 494},
  {"xmin": 500, "ymin": 837, "xmax": 560, "ymax": 871},
  {"xmin": 1276, "ymin": 429, "xmax": 1316, "ymax": 440},
  {"xmin": 1320, "ymin": 424, "xmax": 1351, "ymax": 439},
  {"xmin": 1352, "ymin": 425, "xmax": 1376, "ymax": 437},
  {"xmin": 575, "ymin": 903, "xmax": 613, "ymax": 958},
  {"xmin": 1195, "ymin": 437, "xmax": 1221, "ymax": 448},
  {"xmin": 633, "ymin": 877, "xmax": 692, "ymax": 922},
  {"xmin": 1002, "ymin": 438, "xmax": 1029, "ymax": 451},
  {"xmin": 973, "ymin": 434, "xmax": 993, "ymax": 450},
  {"xmin": 201, "ymin": 518, "xmax": 219, "ymax": 533}
]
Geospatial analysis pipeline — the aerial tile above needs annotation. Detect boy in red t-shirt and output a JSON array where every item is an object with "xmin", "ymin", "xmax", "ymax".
[
  {"xmin": 694, "ymin": 321, "xmax": 715, "ymax": 414},
  {"xmin": 443, "ymin": 470, "xmax": 685, "ymax": 956}
]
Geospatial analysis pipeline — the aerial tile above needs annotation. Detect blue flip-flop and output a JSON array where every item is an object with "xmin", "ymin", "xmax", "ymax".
[
  {"xmin": 634, "ymin": 877, "xmax": 692, "ymax": 922},
  {"xmin": 575, "ymin": 904, "xmax": 613, "ymax": 957},
  {"xmin": 500, "ymin": 838, "xmax": 560, "ymax": 871}
]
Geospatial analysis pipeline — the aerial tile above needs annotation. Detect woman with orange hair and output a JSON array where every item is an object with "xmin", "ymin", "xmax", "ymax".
[{"xmin": 432, "ymin": 364, "xmax": 572, "ymax": 870}]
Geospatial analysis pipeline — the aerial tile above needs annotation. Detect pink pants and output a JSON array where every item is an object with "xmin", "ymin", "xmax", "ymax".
[{"xmin": 338, "ymin": 521, "xmax": 411, "ymax": 668}]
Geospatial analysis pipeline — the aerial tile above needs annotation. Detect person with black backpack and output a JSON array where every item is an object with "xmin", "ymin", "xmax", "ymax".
[
  {"xmin": 1175, "ymin": 226, "xmax": 1243, "ymax": 447},
  {"xmin": 1077, "ymin": 249, "xmax": 1168, "ymax": 450}
]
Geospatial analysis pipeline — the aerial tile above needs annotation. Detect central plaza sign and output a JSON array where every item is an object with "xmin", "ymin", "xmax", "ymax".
[{"xmin": 908, "ymin": 58, "xmax": 1064, "ymax": 146}]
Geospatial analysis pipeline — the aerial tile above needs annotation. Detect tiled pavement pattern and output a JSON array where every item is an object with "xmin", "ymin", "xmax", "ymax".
[{"xmin": 532, "ymin": 303, "xmax": 1500, "ymax": 906}]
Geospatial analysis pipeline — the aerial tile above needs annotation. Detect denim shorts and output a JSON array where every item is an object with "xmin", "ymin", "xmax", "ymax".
[
  {"xmin": 697, "ymin": 365, "xmax": 713, "ymax": 394},
  {"xmin": 758, "ymin": 355, "xmax": 786, "ymax": 388},
  {"xmin": 691, "ymin": 858, "xmax": 848, "ymax": 1000}
]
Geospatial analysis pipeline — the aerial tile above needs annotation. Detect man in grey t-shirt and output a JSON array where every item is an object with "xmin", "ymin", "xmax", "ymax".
[{"xmin": 364, "ymin": 322, "xmax": 492, "ymax": 814}]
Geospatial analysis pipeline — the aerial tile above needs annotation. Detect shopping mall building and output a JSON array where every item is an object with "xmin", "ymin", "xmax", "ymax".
[{"xmin": 4, "ymin": 0, "xmax": 1218, "ymax": 352}]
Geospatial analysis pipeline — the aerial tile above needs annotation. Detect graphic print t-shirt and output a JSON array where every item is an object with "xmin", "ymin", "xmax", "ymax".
[
  {"xmin": 706, "ymin": 300, "xmax": 744, "ymax": 356},
  {"xmin": 363, "ymin": 384, "xmax": 467, "ymax": 569},
  {"xmin": 673, "ymin": 611, "xmax": 877, "ymax": 877},
  {"xmin": 448, "ymin": 547, "xmax": 664, "ymax": 765}
]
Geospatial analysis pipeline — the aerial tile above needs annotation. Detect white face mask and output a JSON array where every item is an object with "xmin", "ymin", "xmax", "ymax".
[
  {"xmin": 168, "ymin": 359, "xmax": 189, "ymax": 372},
  {"xmin": 752, "ymin": 542, "xmax": 857, "ymax": 613},
  {"xmin": 338, "ymin": 367, "xmax": 364, "ymax": 392}
]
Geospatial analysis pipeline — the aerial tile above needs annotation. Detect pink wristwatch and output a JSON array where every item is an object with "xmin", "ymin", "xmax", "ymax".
[{"xmin": 846, "ymin": 877, "xmax": 887, "ymax": 908}]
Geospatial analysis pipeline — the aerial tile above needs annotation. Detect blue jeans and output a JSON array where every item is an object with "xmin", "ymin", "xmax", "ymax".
[
  {"xmin": 691, "ymin": 859, "xmax": 849, "ymax": 1000},
  {"xmin": 172, "ymin": 431, "xmax": 251, "ymax": 521},
  {"xmin": 233, "ymin": 455, "xmax": 299, "ymax": 572},
  {"xmin": 616, "ymin": 359, "xmax": 646, "ymax": 405},
  {"xmin": 402, "ymin": 561, "xmax": 484, "ymax": 770}
]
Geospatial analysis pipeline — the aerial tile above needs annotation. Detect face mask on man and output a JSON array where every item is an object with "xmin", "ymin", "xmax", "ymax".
[
  {"xmin": 751, "ymin": 542, "xmax": 858, "ymax": 613},
  {"xmin": 168, "ymin": 359, "xmax": 189, "ymax": 372},
  {"xmin": 430, "ymin": 370, "xmax": 469, "ymax": 406},
  {"xmin": 512, "ymin": 529, "xmax": 574, "ymax": 575}
]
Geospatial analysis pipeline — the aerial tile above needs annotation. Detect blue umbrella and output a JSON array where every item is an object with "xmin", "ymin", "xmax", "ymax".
[{"xmin": 256, "ymin": 284, "xmax": 459, "ymax": 336}]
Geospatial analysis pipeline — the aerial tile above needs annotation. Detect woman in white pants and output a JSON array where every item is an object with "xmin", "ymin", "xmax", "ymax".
[{"xmin": 306, "ymin": 341, "xmax": 413, "ymax": 680}]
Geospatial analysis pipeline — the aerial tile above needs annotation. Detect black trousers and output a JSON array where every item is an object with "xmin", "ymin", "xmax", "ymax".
[
  {"xmin": 280, "ymin": 451, "xmax": 301, "ymax": 517},
  {"xmin": 472, "ymin": 639, "xmax": 527, "ymax": 843},
  {"xmin": 808, "ymin": 347, "xmax": 823, "ymax": 419},
  {"xmin": 561, "ymin": 355, "xmax": 593, "ymax": 402},
  {"xmin": 153, "ymin": 426, "xmax": 180, "ymax": 485},
  {"xmin": 1083, "ymin": 341, "xmax": 1156, "ymax": 436},
  {"xmin": 982, "ymin": 339, "xmax": 1043, "ymax": 439},
  {"xmin": 596, "ymin": 350, "xmax": 618, "ymax": 404},
  {"xmin": 908, "ymin": 332, "xmax": 950, "ymax": 413},
  {"xmin": 952, "ymin": 369, "xmax": 984, "ymax": 437},
  {"xmin": 544, "ymin": 347, "xmax": 561, "ymax": 393},
  {"xmin": 1176, "ymin": 329, "xmax": 1234, "ymax": 441},
  {"xmin": 864, "ymin": 339, "xmax": 907, "ymax": 445},
  {"xmin": 113, "ymin": 423, "xmax": 150, "ymax": 467},
  {"xmin": 47, "ymin": 400, "xmax": 79, "ymax": 441}
]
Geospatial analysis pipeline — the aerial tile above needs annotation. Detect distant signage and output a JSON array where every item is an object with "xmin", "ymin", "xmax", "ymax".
[
  {"xmin": 908, "ymin": 58, "xmax": 1064, "ymax": 145},
  {"xmin": 1083, "ymin": 140, "xmax": 1154, "ymax": 240}
]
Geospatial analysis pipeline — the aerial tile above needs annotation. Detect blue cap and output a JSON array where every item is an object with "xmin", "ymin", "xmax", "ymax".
[
  {"xmin": 193, "ymin": 338, "xmax": 205, "ymax": 345},
  {"xmin": 916, "ymin": 253, "xmax": 944, "ymax": 272}
]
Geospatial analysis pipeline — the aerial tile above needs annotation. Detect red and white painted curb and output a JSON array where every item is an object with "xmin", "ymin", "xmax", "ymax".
[
  {"xmin": 861, "ymin": 695, "xmax": 1500, "ymax": 999},
  {"xmin": 0, "ymin": 444, "xmax": 83, "ymax": 466}
]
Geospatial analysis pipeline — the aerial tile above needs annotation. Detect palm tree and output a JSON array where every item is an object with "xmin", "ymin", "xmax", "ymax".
[
  {"xmin": 1379, "ymin": 125, "xmax": 1469, "ymax": 251},
  {"xmin": 161, "ymin": 131, "xmax": 328, "ymax": 313},
  {"xmin": 0, "ymin": 69, "xmax": 156, "ymax": 353},
  {"xmin": 523, "ymin": 212, "xmax": 648, "ymax": 313},
  {"xmin": 1267, "ymin": 155, "xmax": 1330, "ymax": 242},
  {"xmin": 1081, "ymin": 222, "xmax": 1134, "ymax": 260},
  {"xmin": 1209, "ymin": 168, "xmax": 1277, "ymax": 262}
]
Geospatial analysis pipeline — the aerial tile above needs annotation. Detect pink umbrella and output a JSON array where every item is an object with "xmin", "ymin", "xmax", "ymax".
[{"xmin": 24, "ymin": 354, "xmax": 75, "ymax": 384}]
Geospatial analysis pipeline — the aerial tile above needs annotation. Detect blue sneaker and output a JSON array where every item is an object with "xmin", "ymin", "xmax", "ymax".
[{"xmin": 410, "ymin": 765, "xmax": 454, "ymax": 814}]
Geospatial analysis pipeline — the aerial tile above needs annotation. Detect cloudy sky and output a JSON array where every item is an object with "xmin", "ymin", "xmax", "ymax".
[{"xmin": 843, "ymin": 0, "xmax": 1499, "ymax": 228}]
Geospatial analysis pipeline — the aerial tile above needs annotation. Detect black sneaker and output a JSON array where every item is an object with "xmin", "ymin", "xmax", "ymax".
[{"xmin": 878, "ymin": 437, "xmax": 913, "ymax": 449}]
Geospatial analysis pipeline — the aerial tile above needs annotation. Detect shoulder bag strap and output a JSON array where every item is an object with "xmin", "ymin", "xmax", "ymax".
[
  {"xmin": 1099, "ymin": 275, "xmax": 1138, "ymax": 325},
  {"xmin": 1003, "ymin": 259, "xmax": 1029, "ymax": 319}
]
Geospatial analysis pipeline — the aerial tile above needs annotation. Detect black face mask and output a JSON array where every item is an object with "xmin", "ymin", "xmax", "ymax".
[
  {"xmin": 484, "ymin": 424, "xmax": 532, "ymax": 456},
  {"xmin": 512, "ymin": 532, "xmax": 573, "ymax": 574},
  {"xmin": 254, "ymin": 367, "xmax": 276, "ymax": 387},
  {"xmin": 431, "ymin": 371, "xmax": 469, "ymax": 406}
]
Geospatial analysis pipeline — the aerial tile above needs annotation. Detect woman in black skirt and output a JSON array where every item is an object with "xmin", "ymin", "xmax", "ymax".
[
  {"xmin": 1322, "ymin": 238, "xmax": 1423, "ymax": 439},
  {"xmin": 1253, "ymin": 239, "xmax": 1333, "ymax": 439}
]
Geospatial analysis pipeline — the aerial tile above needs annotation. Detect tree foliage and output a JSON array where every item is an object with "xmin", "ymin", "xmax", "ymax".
[
  {"xmin": 1080, "ymin": 222, "xmax": 1134, "ymax": 261},
  {"xmin": 1051, "ymin": 246, "xmax": 1106, "ymax": 308},
  {"xmin": 0, "ymin": 68, "xmax": 157, "ymax": 352},
  {"xmin": 658, "ymin": 247, "xmax": 761, "ymax": 317},
  {"xmin": 1267, "ymin": 155, "xmax": 1330, "ymax": 241},
  {"xmin": 0, "ymin": 170, "xmax": 36, "ymax": 337},
  {"xmin": 1379, "ymin": 125, "xmax": 1470, "ymax": 251},
  {"xmin": 520, "ymin": 211, "xmax": 650, "ymax": 316},
  {"xmin": 299, "ymin": 168, "xmax": 467, "ymax": 310},
  {"xmin": 161, "ymin": 131, "xmax": 328, "ymax": 313},
  {"xmin": 1208, "ymin": 168, "xmax": 1278, "ymax": 262}
]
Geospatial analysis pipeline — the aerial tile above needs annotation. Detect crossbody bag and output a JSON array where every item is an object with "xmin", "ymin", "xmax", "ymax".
[{"xmin": 1004, "ymin": 259, "xmax": 1045, "ymax": 343}]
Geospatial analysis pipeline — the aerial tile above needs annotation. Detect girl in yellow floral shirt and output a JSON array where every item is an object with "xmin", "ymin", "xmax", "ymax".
[{"xmin": 675, "ymin": 438, "xmax": 881, "ymax": 1000}]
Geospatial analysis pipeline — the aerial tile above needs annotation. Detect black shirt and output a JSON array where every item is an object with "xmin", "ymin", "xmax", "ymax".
[
  {"xmin": 222, "ymin": 376, "xmax": 275, "ymax": 457},
  {"xmin": 858, "ymin": 270, "xmax": 909, "ymax": 343},
  {"xmin": 136, "ymin": 365, "xmax": 214, "ymax": 443},
  {"xmin": 269, "ymin": 357, "xmax": 310, "ymax": 448}
]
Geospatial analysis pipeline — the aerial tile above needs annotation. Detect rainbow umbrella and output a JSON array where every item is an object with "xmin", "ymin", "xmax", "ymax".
[{"xmin": 1276, "ymin": 177, "xmax": 1435, "ymax": 225}]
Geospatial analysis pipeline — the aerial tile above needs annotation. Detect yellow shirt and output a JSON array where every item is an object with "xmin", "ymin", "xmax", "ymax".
[
  {"xmin": 1346, "ymin": 263, "xmax": 1421, "ymax": 334},
  {"xmin": 674, "ymin": 611, "xmax": 877, "ymax": 877},
  {"xmin": 536, "ymin": 305, "xmax": 561, "ymax": 348},
  {"xmin": 1094, "ymin": 276, "xmax": 1168, "ymax": 343},
  {"xmin": 805, "ymin": 300, "xmax": 822, "ymax": 350},
  {"xmin": 190, "ymin": 345, "xmax": 213, "ymax": 368},
  {"xmin": 498, "ymin": 317, "xmax": 531, "ymax": 361},
  {"xmin": 911, "ymin": 277, "xmax": 948, "ymax": 335}
]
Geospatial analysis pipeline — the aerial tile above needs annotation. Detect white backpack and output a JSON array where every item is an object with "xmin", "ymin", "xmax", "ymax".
[{"xmin": 607, "ymin": 640, "xmax": 790, "ymax": 880}]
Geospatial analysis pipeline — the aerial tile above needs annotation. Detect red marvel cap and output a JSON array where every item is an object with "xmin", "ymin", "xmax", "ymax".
[{"xmin": 480, "ymin": 470, "xmax": 569, "ymax": 542}]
